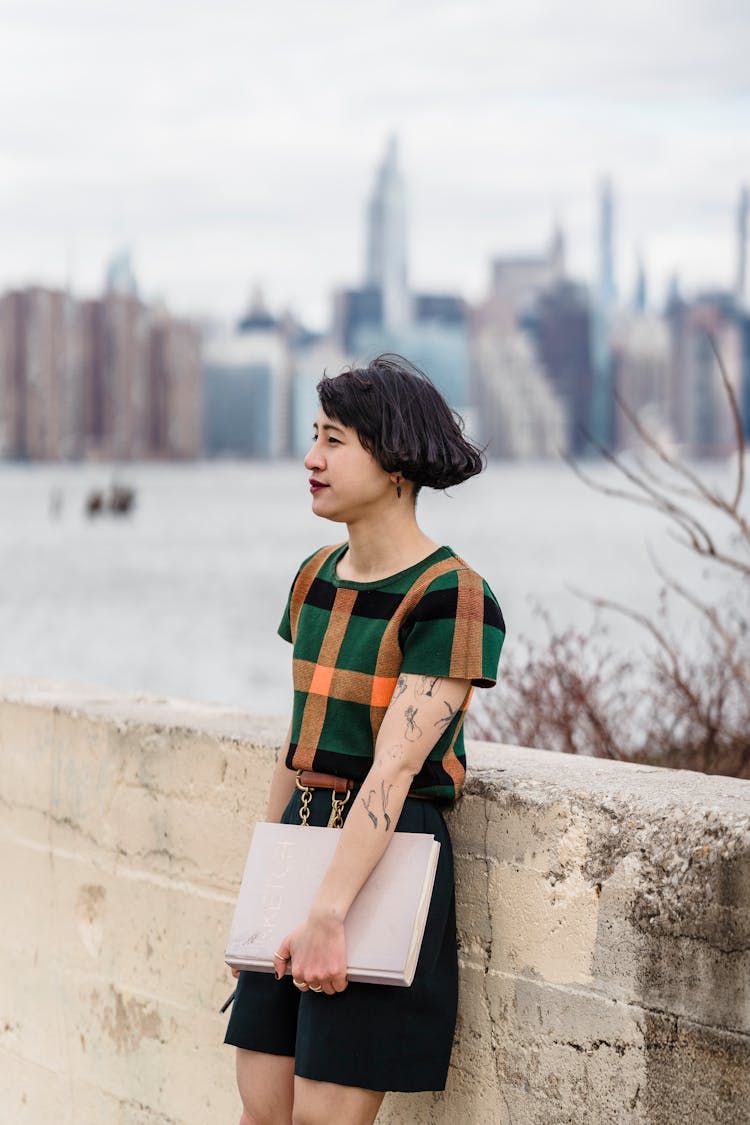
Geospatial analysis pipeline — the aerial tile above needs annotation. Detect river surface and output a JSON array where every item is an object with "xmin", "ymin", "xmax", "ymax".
[{"xmin": 0, "ymin": 457, "xmax": 743, "ymax": 718}]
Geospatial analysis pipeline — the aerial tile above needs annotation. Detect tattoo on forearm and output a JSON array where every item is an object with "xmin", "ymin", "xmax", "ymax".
[
  {"xmin": 416, "ymin": 675, "xmax": 442, "ymax": 698},
  {"xmin": 361, "ymin": 789, "xmax": 378, "ymax": 828},
  {"xmin": 392, "ymin": 675, "xmax": 407, "ymax": 702},
  {"xmin": 404, "ymin": 705, "xmax": 422, "ymax": 741},
  {"xmin": 381, "ymin": 781, "xmax": 393, "ymax": 831},
  {"xmin": 435, "ymin": 700, "xmax": 457, "ymax": 730}
]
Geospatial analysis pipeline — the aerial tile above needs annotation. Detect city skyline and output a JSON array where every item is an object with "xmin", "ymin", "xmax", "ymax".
[{"xmin": 2, "ymin": 0, "xmax": 749, "ymax": 328}]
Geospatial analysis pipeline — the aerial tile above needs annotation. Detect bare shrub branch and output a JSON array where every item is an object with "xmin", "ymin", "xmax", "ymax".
[{"xmin": 481, "ymin": 330, "xmax": 750, "ymax": 780}]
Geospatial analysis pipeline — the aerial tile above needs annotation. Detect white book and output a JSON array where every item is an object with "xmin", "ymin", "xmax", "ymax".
[{"xmin": 225, "ymin": 822, "xmax": 441, "ymax": 987}]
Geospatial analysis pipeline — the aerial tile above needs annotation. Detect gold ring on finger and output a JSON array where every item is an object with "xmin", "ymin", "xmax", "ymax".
[
  {"xmin": 308, "ymin": 984, "xmax": 323, "ymax": 993},
  {"xmin": 293, "ymin": 978, "xmax": 308, "ymax": 991}
]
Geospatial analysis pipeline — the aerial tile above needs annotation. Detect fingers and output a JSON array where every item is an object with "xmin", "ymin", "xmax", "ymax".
[
  {"xmin": 231, "ymin": 966, "xmax": 241, "ymax": 979},
  {"xmin": 312, "ymin": 974, "xmax": 349, "ymax": 996},
  {"xmin": 274, "ymin": 939, "xmax": 292, "ymax": 961},
  {"xmin": 292, "ymin": 974, "xmax": 348, "ymax": 996},
  {"xmin": 273, "ymin": 943, "xmax": 292, "ymax": 981},
  {"xmin": 322, "ymin": 980, "xmax": 346, "ymax": 995}
]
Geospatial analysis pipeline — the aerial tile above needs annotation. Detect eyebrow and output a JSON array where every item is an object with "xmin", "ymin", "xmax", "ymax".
[{"xmin": 313, "ymin": 421, "xmax": 345, "ymax": 434}]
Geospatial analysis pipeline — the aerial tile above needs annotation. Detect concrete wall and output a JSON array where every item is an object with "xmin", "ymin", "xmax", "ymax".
[{"xmin": 1, "ymin": 677, "xmax": 748, "ymax": 1124}]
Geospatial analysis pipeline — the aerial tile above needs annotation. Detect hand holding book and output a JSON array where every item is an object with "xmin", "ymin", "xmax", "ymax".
[
  {"xmin": 225, "ymin": 822, "xmax": 440, "ymax": 986},
  {"xmin": 274, "ymin": 906, "xmax": 350, "ymax": 995}
]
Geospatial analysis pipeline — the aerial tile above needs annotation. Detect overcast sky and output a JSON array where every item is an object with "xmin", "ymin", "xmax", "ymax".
[{"xmin": 2, "ymin": 0, "xmax": 749, "ymax": 328}]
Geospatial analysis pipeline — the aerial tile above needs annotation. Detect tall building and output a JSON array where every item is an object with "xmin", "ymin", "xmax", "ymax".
[
  {"xmin": 329, "ymin": 137, "xmax": 472, "ymax": 416},
  {"xmin": 736, "ymin": 186, "xmax": 748, "ymax": 309},
  {"xmin": 612, "ymin": 313, "xmax": 672, "ymax": 451},
  {"xmin": 740, "ymin": 312, "xmax": 750, "ymax": 439},
  {"xmin": 531, "ymin": 280, "xmax": 595, "ymax": 455},
  {"xmin": 470, "ymin": 230, "xmax": 573, "ymax": 458},
  {"xmin": 633, "ymin": 256, "xmax": 648, "ymax": 314},
  {"xmin": 365, "ymin": 135, "xmax": 411, "ymax": 333},
  {"xmin": 0, "ymin": 291, "xmax": 29, "ymax": 457},
  {"xmin": 667, "ymin": 292, "xmax": 744, "ymax": 457},
  {"xmin": 148, "ymin": 312, "xmax": 203, "ymax": 458},
  {"xmin": 332, "ymin": 287, "xmax": 382, "ymax": 355},
  {"xmin": 101, "ymin": 289, "xmax": 151, "ymax": 460},
  {"xmin": 27, "ymin": 288, "xmax": 81, "ymax": 459},
  {"xmin": 737, "ymin": 190, "xmax": 750, "ymax": 435},
  {"xmin": 472, "ymin": 322, "xmax": 567, "ymax": 458},
  {"xmin": 105, "ymin": 249, "xmax": 138, "ymax": 298},
  {"xmin": 589, "ymin": 178, "xmax": 617, "ymax": 448},
  {"xmin": 489, "ymin": 226, "xmax": 565, "ymax": 317},
  {"xmin": 202, "ymin": 291, "xmax": 292, "ymax": 458},
  {"xmin": 0, "ymin": 288, "xmax": 80, "ymax": 459}
]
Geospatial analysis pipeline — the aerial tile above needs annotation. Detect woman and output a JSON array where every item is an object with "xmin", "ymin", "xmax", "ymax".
[{"xmin": 225, "ymin": 354, "xmax": 505, "ymax": 1125}]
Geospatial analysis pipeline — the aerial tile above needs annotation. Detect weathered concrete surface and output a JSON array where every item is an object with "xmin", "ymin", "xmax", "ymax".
[{"xmin": 1, "ymin": 676, "xmax": 748, "ymax": 1124}]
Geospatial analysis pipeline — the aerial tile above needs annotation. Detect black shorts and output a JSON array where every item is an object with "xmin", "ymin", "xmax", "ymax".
[{"xmin": 224, "ymin": 783, "xmax": 458, "ymax": 1092}]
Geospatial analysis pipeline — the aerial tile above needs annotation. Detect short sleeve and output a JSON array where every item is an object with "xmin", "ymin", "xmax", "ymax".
[
  {"xmin": 277, "ymin": 548, "xmax": 323, "ymax": 644},
  {"xmin": 277, "ymin": 564, "xmax": 305, "ymax": 643},
  {"xmin": 399, "ymin": 567, "xmax": 505, "ymax": 687}
]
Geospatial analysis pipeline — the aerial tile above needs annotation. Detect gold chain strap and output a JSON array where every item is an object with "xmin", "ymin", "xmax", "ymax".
[
  {"xmin": 295, "ymin": 772, "xmax": 313, "ymax": 826},
  {"xmin": 327, "ymin": 788, "xmax": 351, "ymax": 829}
]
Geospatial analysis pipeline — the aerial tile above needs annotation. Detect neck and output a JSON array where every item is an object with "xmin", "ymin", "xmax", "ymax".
[{"xmin": 342, "ymin": 507, "xmax": 438, "ymax": 582}]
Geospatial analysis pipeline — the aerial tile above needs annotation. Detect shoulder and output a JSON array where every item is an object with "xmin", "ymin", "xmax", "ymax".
[
  {"xmin": 280, "ymin": 543, "xmax": 345, "ymax": 643},
  {"xmin": 289, "ymin": 542, "xmax": 345, "ymax": 586},
  {"xmin": 409, "ymin": 553, "xmax": 505, "ymax": 633},
  {"xmin": 399, "ymin": 552, "xmax": 505, "ymax": 686}
]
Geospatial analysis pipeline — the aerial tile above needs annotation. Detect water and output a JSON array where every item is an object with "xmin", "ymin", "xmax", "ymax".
[{"xmin": 0, "ymin": 458, "xmax": 745, "ymax": 718}]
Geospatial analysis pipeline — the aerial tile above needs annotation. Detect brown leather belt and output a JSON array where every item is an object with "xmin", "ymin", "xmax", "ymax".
[{"xmin": 297, "ymin": 769, "xmax": 354, "ymax": 796}]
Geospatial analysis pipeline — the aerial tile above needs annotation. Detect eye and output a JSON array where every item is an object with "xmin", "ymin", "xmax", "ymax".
[{"xmin": 327, "ymin": 436, "xmax": 341, "ymax": 445}]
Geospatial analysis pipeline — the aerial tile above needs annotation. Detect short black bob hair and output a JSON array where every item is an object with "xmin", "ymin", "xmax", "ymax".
[{"xmin": 316, "ymin": 354, "xmax": 485, "ymax": 492}]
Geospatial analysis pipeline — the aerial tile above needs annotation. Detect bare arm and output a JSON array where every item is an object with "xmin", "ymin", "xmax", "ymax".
[
  {"xmin": 265, "ymin": 717, "xmax": 296, "ymax": 822},
  {"xmin": 275, "ymin": 673, "xmax": 470, "ymax": 993}
]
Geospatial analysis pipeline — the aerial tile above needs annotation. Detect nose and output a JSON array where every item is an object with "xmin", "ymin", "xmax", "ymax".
[{"xmin": 304, "ymin": 438, "xmax": 325, "ymax": 472}]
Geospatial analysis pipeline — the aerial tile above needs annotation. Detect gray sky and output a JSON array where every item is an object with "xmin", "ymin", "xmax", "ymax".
[{"xmin": 2, "ymin": 0, "xmax": 749, "ymax": 328}]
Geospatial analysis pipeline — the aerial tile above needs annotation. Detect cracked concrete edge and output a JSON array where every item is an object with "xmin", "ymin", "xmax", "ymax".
[
  {"xmin": 0, "ymin": 675, "xmax": 288, "ymax": 745},
  {"xmin": 464, "ymin": 739, "xmax": 750, "ymax": 825},
  {"xmin": 462, "ymin": 740, "xmax": 750, "ymax": 954}
]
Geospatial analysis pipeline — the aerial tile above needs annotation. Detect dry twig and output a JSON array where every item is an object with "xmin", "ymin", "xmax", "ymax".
[{"xmin": 477, "ymin": 330, "xmax": 750, "ymax": 779}]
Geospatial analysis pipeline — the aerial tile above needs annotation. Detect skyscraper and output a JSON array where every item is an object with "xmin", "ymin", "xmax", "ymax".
[
  {"xmin": 589, "ymin": 178, "xmax": 617, "ymax": 447},
  {"xmin": 732, "ymin": 187, "xmax": 750, "ymax": 440},
  {"xmin": 736, "ymin": 185, "xmax": 748, "ymax": 309},
  {"xmin": 331, "ymin": 137, "xmax": 470, "ymax": 414},
  {"xmin": 365, "ymin": 135, "xmax": 411, "ymax": 332},
  {"xmin": 633, "ymin": 255, "xmax": 648, "ymax": 314},
  {"xmin": 105, "ymin": 249, "xmax": 138, "ymax": 298}
]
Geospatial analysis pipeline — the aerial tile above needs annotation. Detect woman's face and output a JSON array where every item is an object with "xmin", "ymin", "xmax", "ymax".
[{"xmin": 304, "ymin": 408, "xmax": 394, "ymax": 523}]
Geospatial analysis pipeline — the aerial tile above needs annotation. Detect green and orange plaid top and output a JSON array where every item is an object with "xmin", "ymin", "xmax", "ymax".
[{"xmin": 278, "ymin": 542, "xmax": 505, "ymax": 801}]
